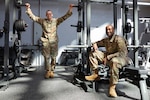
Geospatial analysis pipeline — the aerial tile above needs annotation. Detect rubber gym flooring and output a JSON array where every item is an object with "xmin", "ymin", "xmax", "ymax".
[{"xmin": 0, "ymin": 65, "xmax": 149, "ymax": 100}]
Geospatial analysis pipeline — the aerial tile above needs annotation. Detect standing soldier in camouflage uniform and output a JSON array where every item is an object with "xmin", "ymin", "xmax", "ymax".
[
  {"xmin": 85, "ymin": 25, "xmax": 128, "ymax": 97},
  {"xmin": 25, "ymin": 3, "xmax": 74, "ymax": 79}
]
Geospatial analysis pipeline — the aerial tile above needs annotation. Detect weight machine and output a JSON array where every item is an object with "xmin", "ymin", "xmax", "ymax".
[
  {"xmin": 66, "ymin": 0, "xmax": 118, "ymax": 90},
  {"xmin": 97, "ymin": 1, "xmax": 149, "ymax": 100},
  {"xmin": 67, "ymin": 0, "xmax": 149, "ymax": 100},
  {"xmin": 0, "ymin": 0, "xmax": 29, "ymax": 90},
  {"xmin": 138, "ymin": 18, "xmax": 150, "ymax": 87},
  {"xmin": 12, "ymin": 0, "xmax": 42, "ymax": 74},
  {"xmin": 0, "ymin": 0, "xmax": 11, "ymax": 90},
  {"xmin": 0, "ymin": 0, "xmax": 19, "ymax": 90},
  {"xmin": 67, "ymin": 0, "xmax": 89, "ymax": 84}
]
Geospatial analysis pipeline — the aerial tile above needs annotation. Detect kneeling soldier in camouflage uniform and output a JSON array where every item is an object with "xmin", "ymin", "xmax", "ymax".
[
  {"xmin": 85, "ymin": 25, "xmax": 128, "ymax": 97},
  {"xmin": 25, "ymin": 3, "xmax": 74, "ymax": 78}
]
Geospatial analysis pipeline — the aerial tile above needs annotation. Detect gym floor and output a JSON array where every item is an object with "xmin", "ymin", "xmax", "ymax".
[{"xmin": 0, "ymin": 65, "xmax": 149, "ymax": 100}]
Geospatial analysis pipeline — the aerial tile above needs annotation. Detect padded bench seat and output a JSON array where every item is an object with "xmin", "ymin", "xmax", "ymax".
[{"xmin": 123, "ymin": 66, "xmax": 148, "ymax": 80}]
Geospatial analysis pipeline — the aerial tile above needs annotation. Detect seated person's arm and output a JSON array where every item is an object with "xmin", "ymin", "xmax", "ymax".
[{"xmin": 92, "ymin": 43, "xmax": 98, "ymax": 51}]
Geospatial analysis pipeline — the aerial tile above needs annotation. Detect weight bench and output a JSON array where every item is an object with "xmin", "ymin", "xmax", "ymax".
[
  {"xmin": 93, "ymin": 65, "xmax": 149, "ymax": 100},
  {"xmin": 123, "ymin": 66, "xmax": 149, "ymax": 100}
]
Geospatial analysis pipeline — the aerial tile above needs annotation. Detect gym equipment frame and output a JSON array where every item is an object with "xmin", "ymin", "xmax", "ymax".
[{"xmin": 67, "ymin": 0, "xmax": 150, "ymax": 100}]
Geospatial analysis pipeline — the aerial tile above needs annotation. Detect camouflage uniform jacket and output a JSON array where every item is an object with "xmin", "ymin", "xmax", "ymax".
[
  {"xmin": 26, "ymin": 8, "xmax": 72, "ymax": 43},
  {"xmin": 96, "ymin": 34, "xmax": 128, "ymax": 60}
]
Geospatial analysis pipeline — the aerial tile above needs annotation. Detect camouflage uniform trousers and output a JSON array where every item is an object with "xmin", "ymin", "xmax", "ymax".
[
  {"xmin": 41, "ymin": 37, "xmax": 58, "ymax": 71},
  {"xmin": 89, "ymin": 50, "xmax": 128, "ymax": 85}
]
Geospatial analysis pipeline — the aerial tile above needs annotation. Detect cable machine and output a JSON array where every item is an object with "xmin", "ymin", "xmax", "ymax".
[
  {"xmin": 69, "ymin": 0, "xmax": 150, "ymax": 100},
  {"xmin": 0, "ymin": 0, "xmax": 28, "ymax": 90},
  {"xmin": 0, "ymin": 0, "xmax": 11, "ymax": 90}
]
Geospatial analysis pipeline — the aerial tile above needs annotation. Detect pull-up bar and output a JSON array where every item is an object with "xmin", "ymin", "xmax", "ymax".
[
  {"xmin": 90, "ymin": 0, "xmax": 117, "ymax": 3},
  {"xmin": 90, "ymin": 0, "xmax": 150, "ymax": 6},
  {"xmin": 85, "ymin": 0, "xmax": 118, "ymax": 46}
]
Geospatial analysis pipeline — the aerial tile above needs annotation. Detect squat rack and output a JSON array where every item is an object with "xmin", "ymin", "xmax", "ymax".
[
  {"xmin": 86, "ymin": 0, "xmax": 139, "ymax": 67},
  {"xmin": 68, "ymin": 0, "xmax": 120, "ymax": 88},
  {"xmin": 0, "ymin": 0, "xmax": 28, "ymax": 90},
  {"xmin": 73, "ymin": 0, "xmax": 149, "ymax": 100}
]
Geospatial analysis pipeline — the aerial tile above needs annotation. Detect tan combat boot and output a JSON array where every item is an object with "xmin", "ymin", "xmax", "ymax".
[
  {"xmin": 85, "ymin": 69, "xmax": 100, "ymax": 81},
  {"xmin": 45, "ymin": 71, "xmax": 51, "ymax": 79},
  {"xmin": 109, "ymin": 84, "xmax": 117, "ymax": 97},
  {"xmin": 50, "ymin": 71, "xmax": 54, "ymax": 78}
]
